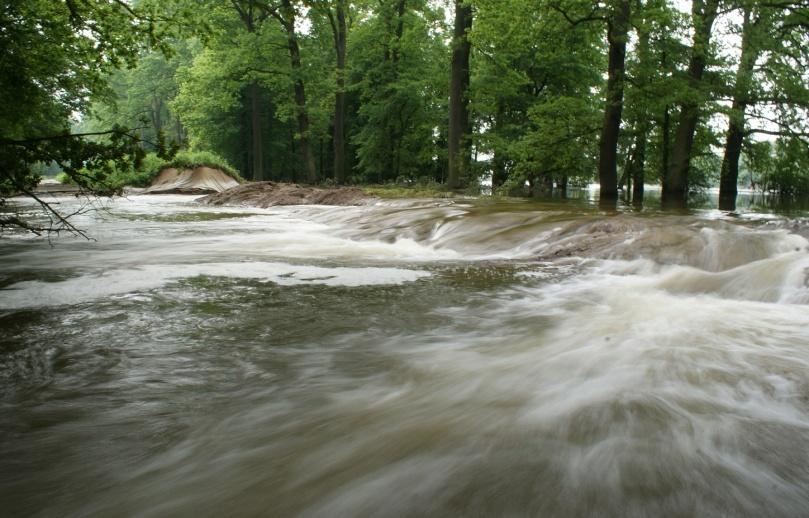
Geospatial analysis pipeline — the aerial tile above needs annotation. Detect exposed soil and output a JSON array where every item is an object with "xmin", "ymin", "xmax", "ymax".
[
  {"xmin": 198, "ymin": 181, "xmax": 375, "ymax": 208},
  {"xmin": 144, "ymin": 167, "xmax": 239, "ymax": 194}
]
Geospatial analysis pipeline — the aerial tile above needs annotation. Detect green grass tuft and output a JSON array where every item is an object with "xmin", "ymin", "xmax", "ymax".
[{"xmin": 360, "ymin": 183, "xmax": 452, "ymax": 199}]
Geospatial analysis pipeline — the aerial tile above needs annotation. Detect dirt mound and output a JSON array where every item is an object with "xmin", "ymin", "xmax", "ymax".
[
  {"xmin": 143, "ymin": 167, "xmax": 240, "ymax": 194},
  {"xmin": 199, "ymin": 181, "xmax": 374, "ymax": 208}
]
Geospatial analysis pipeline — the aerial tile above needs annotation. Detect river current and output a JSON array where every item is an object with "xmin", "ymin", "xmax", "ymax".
[{"xmin": 2, "ymin": 194, "xmax": 809, "ymax": 517}]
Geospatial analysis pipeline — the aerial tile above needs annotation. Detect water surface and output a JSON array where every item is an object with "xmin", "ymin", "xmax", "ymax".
[{"xmin": 2, "ymin": 194, "xmax": 809, "ymax": 517}]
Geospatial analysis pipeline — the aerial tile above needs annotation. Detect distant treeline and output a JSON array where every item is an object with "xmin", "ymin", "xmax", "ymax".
[{"xmin": 2, "ymin": 0, "xmax": 809, "ymax": 215}]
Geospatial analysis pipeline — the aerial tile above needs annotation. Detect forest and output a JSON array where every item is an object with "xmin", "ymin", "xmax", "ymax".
[{"xmin": 2, "ymin": 0, "xmax": 809, "ymax": 221}]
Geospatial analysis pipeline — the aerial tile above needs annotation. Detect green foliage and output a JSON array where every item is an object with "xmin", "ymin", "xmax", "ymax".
[
  {"xmin": 689, "ymin": 153, "xmax": 722, "ymax": 191},
  {"xmin": 0, "ymin": 0, "xmax": 149, "ymax": 199},
  {"xmin": 349, "ymin": 0, "xmax": 449, "ymax": 184},
  {"xmin": 162, "ymin": 150, "xmax": 244, "ymax": 181},
  {"xmin": 760, "ymin": 138, "xmax": 809, "ymax": 197},
  {"xmin": 512, "ymin": 96, "xmax": 600, "ymax": 182},
  {"xmin": 83, "ymin": 43, "xmax": 198, "ymax": 152},
  {"xmin": 361, "ymin": 181, "xmax": 451, "ymax": 199},
  {"xmin": 471, "ymin": 0, "xmax": 604, "ymax": 189}
]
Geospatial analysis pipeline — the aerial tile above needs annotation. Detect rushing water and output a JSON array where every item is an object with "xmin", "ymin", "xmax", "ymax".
[{"xmin": 2, "ymin": 193, "xmax": 809, "ymax": 517}]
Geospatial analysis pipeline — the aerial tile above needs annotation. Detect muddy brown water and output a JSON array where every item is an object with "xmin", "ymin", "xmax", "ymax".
[{"xmin": 1, "ymin": 193, "xmax": 809, "ymax": 517}]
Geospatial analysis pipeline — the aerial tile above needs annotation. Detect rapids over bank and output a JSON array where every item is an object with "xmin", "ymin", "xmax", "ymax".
[{"xmin": 1, "ymin": 194, "xmax": 809, "ymax": 516}]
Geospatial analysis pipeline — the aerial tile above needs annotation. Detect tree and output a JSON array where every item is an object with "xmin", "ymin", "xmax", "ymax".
[
  {"xmin": 622, "ymin": 4, "xmax": 651, "ymax": 204},
  {"xmin": 718, "ymin": 4, "xmax": 759, "ymax": 210},
  {"xmin": 620, "ymin": 0, "xmax": 681, "ymax": 205},
  {"xmin": 663, "ymin": 0, "xmax": 720, "ymax": 208},
  {"xmin": 598, "ymin": 0, "xmax": 631, "ymax": 204},
  {"xmin": 0, "ymin": 0, "xmax": 185, "ymax": 234},
  {"xmin": 447, "ymin": 0, "xmax": 473, "ymax": 190},
  {"xmin": 473, "ymin": 0, "xmax": 603, "ymax": 195},
  {"xmin": 230, "ymin": 0, "xmax": 272, "ymax": 181},
  {"xmin": 350, "ymin": 0, "xmax": 447, "ymax": 183},
  {"xmin": 549, "ymin": 0, "xmax": 634, "ymax": 204},
  {"xmin": 720, "ymin": 0, "xmax": 809, "ymax": 208},
  {"xmin": 85, "ymin": 44, "xmax": 195, "ymax": 153},
  {"xmin": 309, "ymin": 0, "xmax": 351, "ymax": 184},
  {"xmin": 269, "ymin": 0, "xmax": 319, "ymax": 182}
]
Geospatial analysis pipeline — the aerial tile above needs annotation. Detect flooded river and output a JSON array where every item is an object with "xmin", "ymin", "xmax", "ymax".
[{"xmin": 2, "ymin": 194, "xmax": 809, "ymax": 517}]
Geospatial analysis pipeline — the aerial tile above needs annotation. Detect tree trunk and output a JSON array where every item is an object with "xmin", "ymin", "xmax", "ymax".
[
  {"xmin": 332, "ymin": 0, "xmax": 348, "ymax": 184},
  {"xmin": 661, "ymin": 102, "xmax": 669, "ymax": 187},
  {"xmin": 150, "ymin": 96, "xmax": 163, "ymax": 138},
  {"xmin": 281, "ymin": 0, "xmax": 317, "ymax": 183},
  {"xmin": 631, "ymin": 129, "xmax": 647, "ymax": 205},
  {"xmin": 392, "ymin": 0, "xmax": 406, "ymax": 63},
  {"xmin": 249, "ymin": 82, "xmax": 264, "ymax": 181},
  {"xmin": 492, "ymin": 152, "xmax": 507, "ymax": 189},
  {"xmin": 377, "ymin": 0, "xmax": 407, "ymax": 182},
  {"xmin": 627, "ymin": 21, "xmax": 651, "ymax": 207},
  {"xmin": 597, "ymin": 0, "xmax": 631, "ymax": 203},
  {"xmin": 319, "ymin": 137, "xmax": 324, "ymax": 179},
  {"xmin": 174, "ymin": 118, "xmax": 185, "ymax": 146},
  {"xmin": 663, "ymin": 0, "xmax": 719, "ymax": 208},
  {"xmin": 624, "ymin": 169, "xmax": 631, "ymax": 197},
  {"xmin": 719, "ymin": 8, "xmax": 757, "ymax": 211},
  {"xmin": 447, "ymin": 0, "xmax": 472, "ymax": 190},
  {"xmin": 289, "ymin": 129, "xmax": 297, "ymax": 182},
  {"xmin": 491, "ymin": 102, "xmax": 508, "ymax": 189},
  {"xmin": 232, "ymin": 1, "xmax": 265, "ymax": 181},
  {"xmin": 719, "ymin": 120, "xmax": 744, "ymax": 210}
]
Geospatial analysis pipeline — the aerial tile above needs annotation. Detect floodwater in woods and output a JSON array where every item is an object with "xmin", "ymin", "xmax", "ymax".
[{"xmin": 2, "ymin": 192, "xmax": 809, "ymax": 517}]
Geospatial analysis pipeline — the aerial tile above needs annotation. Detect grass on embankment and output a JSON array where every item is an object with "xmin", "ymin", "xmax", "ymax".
[{"xmin": 359, "ymin": 183, "xmax": 454, "ymax": 199}]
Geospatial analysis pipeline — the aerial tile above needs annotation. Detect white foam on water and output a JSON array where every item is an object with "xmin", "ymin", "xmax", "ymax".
[{"xmin": 0, "ymin": 262, "xmax": 431, "ymax": 309}]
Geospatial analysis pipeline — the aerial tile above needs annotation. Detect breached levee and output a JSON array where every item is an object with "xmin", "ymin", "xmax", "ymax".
[
  {"xmin": 143, "ymin": 166, "xmax": 240, "ymax": 194},
  {"xmin": 198, "ymin": 181, "xmax": 375, "ymax": 208}
]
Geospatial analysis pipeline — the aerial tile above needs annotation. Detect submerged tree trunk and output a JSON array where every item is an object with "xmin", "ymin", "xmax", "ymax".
[
  {"xmin": 598, "ymin": 0, "xmax": 631, "ymax": 204},
  {"xmin": 719, "ymin": 8, "xmax": 758, "ymax": 211},
  {"xmin": 447, "ymin": 0, "xmax": 472, "ymax": 190},
  {"xmin": 661, "ymin": 101, "xmax": 670, "ymax": 189},
  {"xmin": 280, "ymin": 0, "xmax": 317, "ymax": 183},
  {"xmin": 631, "ymin": 129, "xmax": 647, "ymax": 204},
  {"xmin": 663, "ymin": 0, "xmax": 719, "ymax": 208},
  {"xmin": 491, "ymin": 101, "xmax": 508, "ymax": 189},
  {"xmin": 492, "ymin": 152, "xmax": 507, "ymax": 190},
  {"xmin": 627, "ymin": 21, "xmax": 651, "ymax": 207},
  {"xmin": 658, "ymin": 47, "xmax": 670, "ymax": 190}
]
